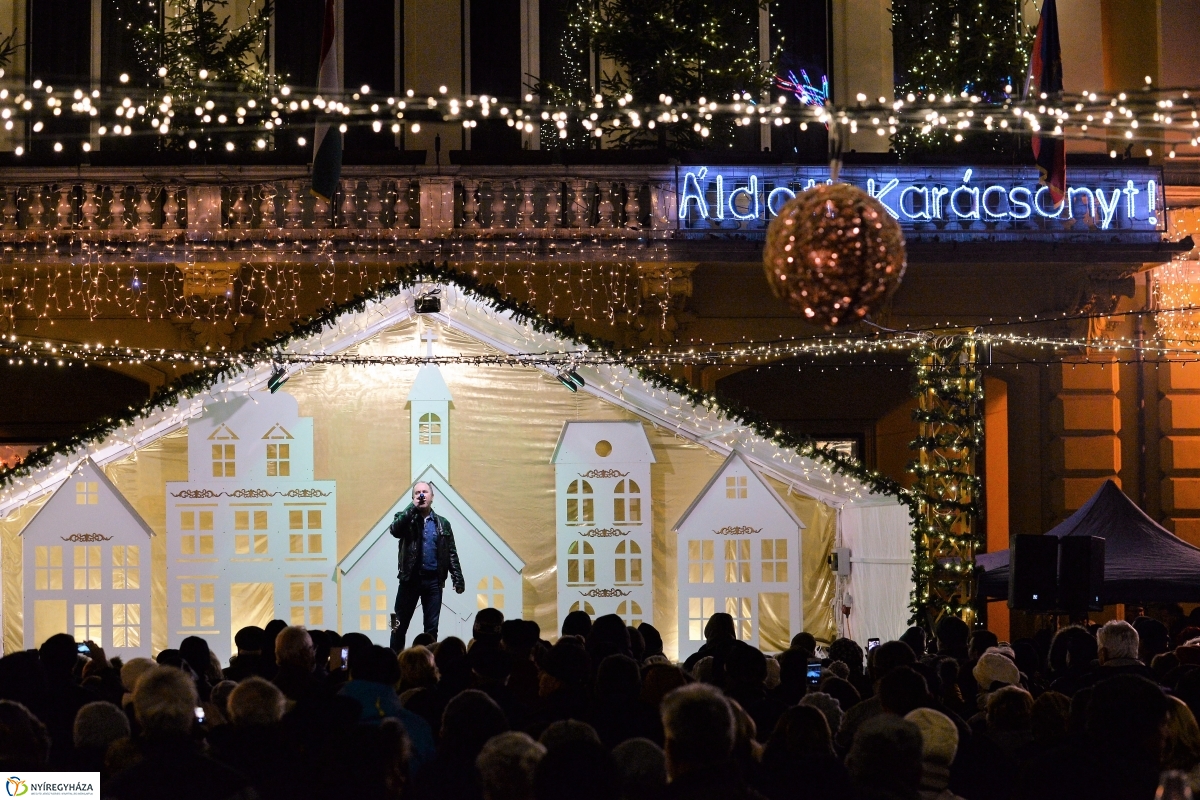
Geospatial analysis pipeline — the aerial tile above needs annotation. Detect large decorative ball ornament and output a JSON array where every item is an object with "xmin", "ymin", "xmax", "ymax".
[{"xmin": 763, "ymin": 183, "xmax": 907, "ymax": 327}]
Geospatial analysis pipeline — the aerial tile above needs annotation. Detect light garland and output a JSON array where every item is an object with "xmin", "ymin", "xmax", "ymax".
[{"xmin": 6, "ymin": 72, "xmax": 1200, "ymax": 157}]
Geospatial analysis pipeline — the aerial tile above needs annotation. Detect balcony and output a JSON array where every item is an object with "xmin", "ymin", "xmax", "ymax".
[{"xmin": 0, "ymin": 164, "xmax": 697, "ymax": 265}]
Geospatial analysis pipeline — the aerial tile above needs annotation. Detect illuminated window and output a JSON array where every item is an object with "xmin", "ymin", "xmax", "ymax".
[
  {"xmin": 616, "ymin": 600, "xmax": 642, "ymax": 627},
  {"xmin": 568, "ymin": 600, "xmax": 595, "ymax": 616},
  {"xmin": 266, "ymin": 443, "xmax": 291, "ymax": 477},
  {"xmin": 477, "ymin": 576, "xmax": 505, "ymax": 610},
  {"xmin": 614, "ymin": 540, "xmax": 642, "ymax": 584},
  {"xmin": 290, "ymin": 533, "xmax": 323, "ymax": 554},
  {"xmin": 727, "ymin": 596, "xmax": 752, "ymax": 641},
  {"xmin": 688, "ymin": 597, "xmax": 715, "ymax": 641},
  {"xmin": 566, "ymin": 480, "xmax": 594, "ymax": 525},
  {"xmin": 761, "ymin": 539, "xmax": 788, "ymax": 583},
  {"xmin": 289, "ymin": 581, "xmax": 325, "ymax": 627},
  {"xmin": 358, "ymin": 577, "xmax": 389, "ymax": 631},
  {"xmin": 76, "ymin": 481, "xmax": 98, "ymax": 505},
  {"xmin": 179, "ymin": 582, "xmax": 215, "ymax": 629},
  {"xmin": 74, "ymin": 545, "xmax": 101, "ymax": 590},
  {"xmin": 726, "ymin": 475, "xmax": 747, "ymax": 499},
  {"xmin": 688, "ymin": 540, "xmax": 714, "ymax": 584},
  {"xmin": 419, "ymin": 413, "xmax": 442, "ymax": 445},
  {"xmin": 308, "ymin": 510, "xmax": 322, "ymax": 529},
  {"xmin": 235, "ymin": 534, "xmax": 270, "ymax": 555},
  {"xmin": 289, "ymin": 510, "xmax": 303, "ymax": 529},
  {"xmin": 181, "ymin": 511, "xmax": 195, "ymax": 530},
  {"xmin": 112, "ymin": 603, "xmax": 141, "ymax": 648},
  {"xmin": 566, "ymin": 541, "xmax": 594, "ymax": 585},
  {"xmin": 73, "ymin": 603, "xmax": 102, "ymax": 645},
  {"xmin": 34, "ymin": 545, "xmax": 62, "ymax": 591},
  {"xmin": 613, "ymin": 479, "xmax": 642, "ymax": 524},
  {"xmin": 112, "ymin": 545, "xmax": 140, "ymax": 590},
  {"xmin": 235, "ymin": 510, "xmax": 269, "ymax": 531},
  {"xmin": 212, "ymin": 444, "xmax": 236, "ymax": 478},
  {"xmin": 725, "ymin": 540, "xmax": 751, "ymax": 583}
]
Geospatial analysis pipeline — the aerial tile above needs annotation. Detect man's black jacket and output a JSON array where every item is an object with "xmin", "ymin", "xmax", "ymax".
[{"xmin": 388, "ymin": 504, "xmax": 465, "ymax": 591}]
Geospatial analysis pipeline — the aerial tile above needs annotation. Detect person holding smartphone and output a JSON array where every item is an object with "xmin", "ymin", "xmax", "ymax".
[{"xmin": 388, "ymin": 481, "xmax": 465, "ymax": 651}]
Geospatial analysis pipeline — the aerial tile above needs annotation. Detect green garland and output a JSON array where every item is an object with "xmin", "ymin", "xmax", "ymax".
[
  {"xmin": 907, "ymin": 335, "xmax": 984, "ymax": 628},
  {"xmin": 0, "ymin": 264, "xmax": 912, "ymax": 527}
]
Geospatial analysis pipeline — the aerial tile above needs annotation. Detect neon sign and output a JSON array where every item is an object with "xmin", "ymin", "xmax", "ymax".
[{"xmin": 676, "ymin": 165, "xmax": 1164, "ymax": 234}]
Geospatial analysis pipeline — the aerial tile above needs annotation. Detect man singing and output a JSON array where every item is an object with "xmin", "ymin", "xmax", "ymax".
[{"xmin": 389, "ymin": 481, "xmax": 465, "ymax": 650}]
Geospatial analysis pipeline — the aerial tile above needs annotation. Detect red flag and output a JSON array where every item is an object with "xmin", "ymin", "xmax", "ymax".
[{"xmin": 1026, "ymin": 0, "xmax": 1065, "ymax": 204}]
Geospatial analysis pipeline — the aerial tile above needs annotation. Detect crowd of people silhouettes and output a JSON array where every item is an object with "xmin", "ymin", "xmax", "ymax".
[{"xmin": 2, "ymin": 606, "xmax": 1200, "ymax": 800}]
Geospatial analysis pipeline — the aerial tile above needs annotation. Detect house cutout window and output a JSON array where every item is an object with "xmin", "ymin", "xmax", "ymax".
[
  {"xmin": 616, "ymin": 600, "xmax": 642, "ymax": 627},
  {"xmin": 688, "ymin": 597, "xmax": 715, "ymax": 641},
  {"xmin": 180, "ymin": 582, "xmax": 216, "ymax": 629},
  {"xmin": 613, "ymin": 480, "xmax": 642, "ymax": 524},
  {"xmin": 290, "ymin": 581, "xmax": 324, "ymax": 626},
  {"xmin": 179, "ymin": 513, "xmax": 214, "ymax": 557},
  {"xmin": 35, "ymin": 546, "xmax": 63, "ymax": 590},
  {"xmin": 74, "ymin": 545, "xmax": 101, "ymax": 590},
  {"xmin": 477, "ymin": 577, "xmax": 505, "ymax": 610},
  {"xmin": 567, "ymin": 541, "xmax": 595, "ymax": 585},
  {"xmin": 688, "ymin": 540, "xmax": 714, "ymax": 584},
  {"xmin": 235, "ymin": 511, "xmax": 269, "ymax": 530},
  {"xmin": 725, "ymin": 540, "xmax": 751, "ymax": 583},
  {"xmin": 266, "ymin": 444, "xmax": 290, "ymax": 477},
  {"xmin": 569, "ymin": 600, "xmax": 596, "ymax": 615},
  {"xmin": 726, "ymin": 475, "xmax": 748, "ymax": 499},
  {"xmin": 615, "ymin": 540, "xmax": 642, "ymax": 584},
  {"xmin": 289, "ymin": 509, "xmax": 323, "ymax": 554},
  {"xmin": 566, "ymin": 480, "xmax": 594, "ymax": 525},
  {"xmin": 74, "ymin": 603, "xmax": 102, "ymax": 645},
  {"xmin": 212, "ymin": 444, "xmax": 236, "ymax": 478},
  {"xmin": 419, "ymin": 413, "xmax": 442, "ymax": 445},
  {"xmin": 761, "ymin": 540, "xmax": 788, "ymax": 582},
  {"xmin": 359, "ymin": 578, "xmax": 389, "ymax": 631},
  {"xmin": 727, "ymin": 597, "xmax": 753, "ymax": 640},
  {"xmin": 234, "ymin": 534, "xmax": 269, "ymax": 555},
  {"xmin": 112, "ymin": 603, "xmax": 141, "ymax": 648},
  {"xmin": 112, "ymin": 546, "xmax": 140, "ymax": 590},
  {"xmin": 75, "ymin": 481, "xmax": 98, "ymax": 505}
]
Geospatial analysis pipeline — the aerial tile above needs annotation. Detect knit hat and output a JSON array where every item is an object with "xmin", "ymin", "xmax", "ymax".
[
  {"xmin": 799, "ymin": 691, "xmax": 844, "ymax": 735},
  {"xmin": 73, "ymin": 701, "xmax": 131, "ymax": 750},
  {"xmin": 973, "ymin": 651, "xmax": 1020, "ymax": 689},
  {"xmin": 905, "ymin": 707, "xmax": 959, "ymax": 765}
]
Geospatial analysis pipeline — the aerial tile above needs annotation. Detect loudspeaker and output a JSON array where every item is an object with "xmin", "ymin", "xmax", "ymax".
[
  {"xmin": 1058, "ymin": 536, "xmax": 1105, "ymax": 611},
  {"xmin": 1009, "ymin": 534, "xmax": 1059, "ymax": 611}
]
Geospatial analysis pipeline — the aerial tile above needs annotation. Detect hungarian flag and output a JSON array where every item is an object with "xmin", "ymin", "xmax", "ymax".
[
  {"xmin": 311, "ymin": 0, "xmax": 342, "ymax": 202},
  {"xmin": 1026, "ymin": 0, "xmax": 1065, "ymax": 204}
]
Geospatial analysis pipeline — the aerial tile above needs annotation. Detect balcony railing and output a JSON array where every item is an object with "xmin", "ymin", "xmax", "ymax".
[{"xmin": 0, "ymin": 165, "xmax": 678, "ymax": 241}]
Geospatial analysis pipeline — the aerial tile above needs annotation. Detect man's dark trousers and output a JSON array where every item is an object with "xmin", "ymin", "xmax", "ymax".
[{"xmin": 391, "ymin": 569, "xmax": 442, "ymax": 651}]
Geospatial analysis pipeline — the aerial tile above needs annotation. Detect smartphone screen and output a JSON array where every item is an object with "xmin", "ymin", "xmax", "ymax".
[
  {"xmin": 340, "ymin": 646, "xmax": 349, "ymax": 668},
  {"xmin": 194, "ymin": 706, "xmax": 206, "ymax": 724},
  {"xmin": 77, "ymin": 643, "xmax": 90, "ymax": 654},
  {"xmin": 806, "ymin": 662, "xmax": 821, "ymax": 685},
  {"xmin": 868, "ymin": 637, "xmax": 880, "ymax": 651}
]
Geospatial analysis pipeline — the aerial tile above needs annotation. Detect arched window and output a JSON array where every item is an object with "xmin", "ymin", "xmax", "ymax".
[
  {"xmin": 614, "ymin": 540, "xmax": 642, "ymax": 585},
  {"xmin": 613, "ymin": 479, "xmax": 642, "ymax": 524},
  {"xmin": 616, "ymin": 600, "xmax": 642, "ymax": 627},
  {"xmin": 419, "ymin": 413, "xmax": 442, "ymax": 445},
  {"xmin": 477, "ymin": 576, "xmax": 505, "ymax": 610},
  {"xmin": 358, "ymin": 577, "xmax": 389, "ymax": 631},
  {"xmin": 567, "ymin": 541, "xmax": 594, "ymax": 585},
  {"xmin": 569, "ymin": 601, "xmax": 595, "ymax": 615},
  {"xmin": 566, "ymin": 480, "xmax": 593, "ymax": 525}
]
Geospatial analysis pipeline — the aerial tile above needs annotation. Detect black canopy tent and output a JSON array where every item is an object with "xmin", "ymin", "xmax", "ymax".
[{"xmin": 976, "ymin": 479, "xmax": 1200, "ymax": 604}]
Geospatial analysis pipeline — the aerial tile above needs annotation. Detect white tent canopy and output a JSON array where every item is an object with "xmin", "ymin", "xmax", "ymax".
[{"xmin": 0, "ymin": 282, "xmax": 915, "ymax": 646}]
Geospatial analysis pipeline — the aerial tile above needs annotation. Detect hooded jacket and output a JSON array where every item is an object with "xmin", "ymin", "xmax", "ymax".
[{"xmin": 388, "ymin": 504, "xmax": 465, "ymax": 591}]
